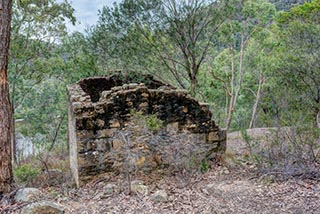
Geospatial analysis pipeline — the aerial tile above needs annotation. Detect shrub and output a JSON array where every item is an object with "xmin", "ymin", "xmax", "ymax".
[
  {"xmin": 14, "ymin": 163, "xmax": 41, "ymax": 185},
  {"xmin": 130, "ymin": 110, "xmax": 163, "ymax": 133},
  {"xmin": 200, "ymin": 160, "xmax": 210, "ymax": 173},
  {"xmin": 242, "ymin": 127, "xmax": 320, "ymax": 181},
  {"xmin": 145, "ymin": 114, "xmax": 163, "ymax": 132}
]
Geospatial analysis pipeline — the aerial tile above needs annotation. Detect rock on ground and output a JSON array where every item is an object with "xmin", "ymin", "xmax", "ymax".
[
  {"xmin": 150, "ymin": 190, "xmax": 168, "ymax": 202},
  {"xmin": 15, "ymin": 188, "xmax": 41, "ymax": 202},
  {"xmin": 20, "ymin": 201, "xmax": 64, "ymax": 214},
  {"xmin": 130, "ymin": 180, "xmax": 149, "ymax": 195}
]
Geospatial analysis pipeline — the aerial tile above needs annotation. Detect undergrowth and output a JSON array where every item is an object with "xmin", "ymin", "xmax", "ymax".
[{"xmin": 241, "ymin": 126, "xmax": 320, "ymax": 181}]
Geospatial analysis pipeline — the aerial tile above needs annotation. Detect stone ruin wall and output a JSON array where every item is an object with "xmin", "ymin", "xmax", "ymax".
[{"xmin": 67, "ymin": 74, "xmax": 226, "ymax": 187}]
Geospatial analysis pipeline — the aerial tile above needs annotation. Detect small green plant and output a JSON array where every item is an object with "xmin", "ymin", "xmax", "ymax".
[
  {"xmin": 130, "ymin": 109, "xmax": 143, "ymax": 118},
  {"xmin": 131, "ymin": 109, "xmax": 163, "ymax": 133},
  {"xmin": 14, "ymin": 163, "xmax": 41, "ymax": 184},
  {"xmin": 47, "ymin": 187, "xmax": 60, "ymax": 198},
  {"xmin": 145, "ymin": 114, "xmax": 163, "ymax": 132},
  {"xmin": 241, "ymin": 129, "xmax": 261, "ymax": 166},
  {"xmin": 200, "ymin": 160, "xmax": 210, "ymax": 173}
]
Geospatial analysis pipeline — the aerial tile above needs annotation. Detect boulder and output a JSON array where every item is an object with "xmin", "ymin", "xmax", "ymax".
[
  {"xmin": 15, "ymin": 188, "xmax": 41, "ymax": 202},
  {"xmin": 150, "ymin": 190, "xmax": 168, "ymax": 202},
  {"xmin": 20, "ymin": 201, "xmax": 64, "ymax": 214},
  {"xmin": 103, "ymin": 183, "xmax": 118, "ymax": 195},
  {"xmin": 131, "ymin": 180, "xmax": 149, "ymax": 195}
]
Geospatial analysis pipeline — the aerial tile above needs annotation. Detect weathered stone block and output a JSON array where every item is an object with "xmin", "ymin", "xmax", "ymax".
[
  {"xmin": 76, "ymin": 130, "xmax": 94, "ymax": 140},
  {"xmin": 208, "ymin": 131, "xmax": 220, "ymax": 142},
  {"xmin": 111, "ymin": 139, "xmax": 124, "ymax": 150},
  {"xmin": 95, "ymin": 119, "xmax": 105, "ymax": 128},
  {"xmin": 138, "ymin": 102, "xmax": 148, "ymax": 109},
  {"xmin": 109, "ymin": 120, "xmax": 121, "ymax": 128},
  {"xmin": 166, "ymin": 122, "xmax": 179, "ymax": 134}
]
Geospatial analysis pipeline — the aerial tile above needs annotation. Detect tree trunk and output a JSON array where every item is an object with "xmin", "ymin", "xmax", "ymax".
[
  {"xmin": 249, "ymin": 73, "xmax": 264, "ymax": 129},
  {"xmin": 314, "ymin": 105, "xmax": 319, "ymax": 128},
  {"xmin": 11, "ymin": 104, "xmax": 17, "ymax": 164},
  {"xmin": 0, "ymin": 0, "xmax": 14, "ymax": 194},
  {"xmin": 225, "ymin": 36, "xmax": 245, "ymax": 130},
  {"xmin": 190, "ymin": 75, "xmax": 197, "ymax": 96}
]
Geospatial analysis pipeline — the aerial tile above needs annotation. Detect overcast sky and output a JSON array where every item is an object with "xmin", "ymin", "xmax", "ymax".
[{"xmin": 66, "ymin": 0, "xmax": 121, "ymax": 32}]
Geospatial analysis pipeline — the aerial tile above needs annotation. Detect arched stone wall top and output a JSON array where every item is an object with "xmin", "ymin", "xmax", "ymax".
[
  {"xmin": 77, "ymin": 72, "xmax": 175, "ymax": 102},
  {"xmin": 69, "ymin": 79, "xmax": 216, "ymax": 134}
]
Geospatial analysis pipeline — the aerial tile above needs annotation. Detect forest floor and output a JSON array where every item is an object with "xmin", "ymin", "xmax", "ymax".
[
  {"xmin": 57, "ymin": 166, "xmax": 320, "ymax": 214},
  {"xmin": 5, "ymin": 128, "xmax": 320, "ymax": 213}
]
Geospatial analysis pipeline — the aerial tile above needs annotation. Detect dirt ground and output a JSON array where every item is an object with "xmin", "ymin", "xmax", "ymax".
[
  {"xmin": 55, "ymin": 166, "xmax": 319, "ymax": 214},
  {"xmin": 4, "ymin": 129, "xmax": 320, "ymax": 214}
]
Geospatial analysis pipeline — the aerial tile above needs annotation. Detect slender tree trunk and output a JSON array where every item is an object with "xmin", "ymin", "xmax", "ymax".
[
  {"xmin": 225, "ymin": 46, "xmax": 235, "ymax": 129},
  {"xmin": 249, "ymin": 73, "xmax": 264, "ymax": 129},
  {"xmin": 316, "ymin": 91, "xmax": 320, "ymax": 128},
  {"xmin": 190, "ymin": 75, "xmax": 197, "ymax": 96},
  {"xmin": 11, "ymin": 104, "xmax": 17, "ymax": 164},
  {"xmin": 314, "ymin": 108, "xmax": 319, "ymax": 128},
  {"xmin": 0, "ymin": 0, "xmax": 14, "ymax": 194},
  {"xmin": 225, "ymin": 35, "xmax": 246, "ymax": 130}
]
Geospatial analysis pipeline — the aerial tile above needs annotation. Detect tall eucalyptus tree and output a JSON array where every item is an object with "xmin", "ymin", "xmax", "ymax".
[
  {"xmin": 90, "ymin": 0, "xmax": 234, "ymax": 95},
  {"xmin": 211, "ymin": 0, "xmax": 275, "ymax": 129},
  {"xmin": 0, "ymin": 0, "xmax": 14, "ymax": 194},
  {"xmin": 275, "ymin": 0, "xmax": 320, "ymax": 127}
]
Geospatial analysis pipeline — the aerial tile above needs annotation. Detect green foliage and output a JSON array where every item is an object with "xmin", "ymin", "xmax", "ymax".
[
  {"xmin": 207, "ymin": 0, "xmax": 276, "ymax": 129},
  {"xmin": 89, "ymin": 0, "xmax": 234, "ymax": 94},
  {"xmin": 131, "ymin": 110, "xmax": 163, "ymax": 133},
  {"xmin": 145, "ymin": 114, "xmax": 163, "ymax": 133},
  {"xmin": 200, "ymin": 161, "xmax": 210, "ymax": 173},
  {"xmin": 9, "ymin": 0, "xmax": 78, "ymax": 155},
  {"xmin": 16, "ymin": 78, "xmax": 67, "ymax": 145},
  {"xmin": 269, "ymin": 0, "xmax": 320, "ymax": 127},
  {"xmin": 269, "ymin": 0, "xmax": 308, "ymax": 11},
  {"xmin": 276, "ymin": 0, "xmax": 320, "ymax": 23},
  {"xmin": 14, "ymin": 164, "xmax": 41, "ymax": 184}
]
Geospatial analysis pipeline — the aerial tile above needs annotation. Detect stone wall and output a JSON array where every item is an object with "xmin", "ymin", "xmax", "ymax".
[{"xmin": 67, "ymin": 73, "xmax": 226, "ymax": 187}]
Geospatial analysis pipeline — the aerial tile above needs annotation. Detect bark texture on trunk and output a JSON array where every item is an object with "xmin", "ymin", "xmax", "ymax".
[
  {"xmin": 0, "ymin": 0, "xmax": 14, "ymax": 194},
  {"xmin": 315, "ymin": 91, "xmax": 320, "ymax": 128},
  {"xmin": 249, "ymin": 74, "xmax": 264, "ymax": 129}
]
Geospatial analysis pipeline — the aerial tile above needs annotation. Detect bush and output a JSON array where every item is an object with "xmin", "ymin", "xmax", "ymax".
[
  {"xmin": 130, "ymin": 110, "xmax": 163, "ymax": 133},
  {"xmin": 14, "ymin": 163, "xmax": 41, "ymax": 185},
  {"xmin": 145, "ymin": 114, "xmax": 163, "ymax": 132},
  {"xmin": 242, "ymin": 127, "xmax": 320, "ymax": 181}
]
